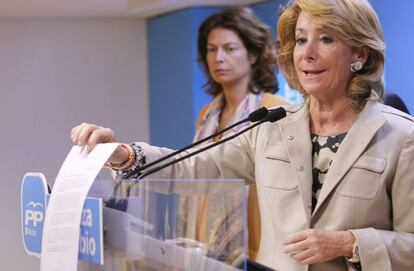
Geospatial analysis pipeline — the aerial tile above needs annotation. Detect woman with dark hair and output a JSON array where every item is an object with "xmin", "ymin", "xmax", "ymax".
[
  {"xmin": 194, "ymin": 6, "xmax": 286, "ymax": 260},
  {"xmin": 195, "ymin": 6, "xmax": 286, "ymax": 142}
]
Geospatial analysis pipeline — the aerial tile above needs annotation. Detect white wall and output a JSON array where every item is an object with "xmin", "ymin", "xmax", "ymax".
[{"xmin": 0, "ymin": 18, "xmax": 149, "ymax": 270}]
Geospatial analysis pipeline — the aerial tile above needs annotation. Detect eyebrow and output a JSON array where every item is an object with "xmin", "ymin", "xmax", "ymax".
[
  {"xmin": 295, "ymin": 27, "xmax": 330, "ymax": 34},
  {"xmin": 207, "ymin": 42, "xmax": 240, "ymax": 46}
]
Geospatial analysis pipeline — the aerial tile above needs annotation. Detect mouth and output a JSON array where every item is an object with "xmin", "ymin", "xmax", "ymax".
[
  {"xmin": 214, "ymin": 69, "xmax": 229, "ymax": 75},
  {"xmin": 303, "ymin": 69, "xmax": 326, "ymax": 77}
]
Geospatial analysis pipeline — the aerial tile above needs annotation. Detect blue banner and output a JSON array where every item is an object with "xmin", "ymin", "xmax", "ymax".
[{"xmin": 21, "ymin": 172, "xmax": 104, "ymax": 265}]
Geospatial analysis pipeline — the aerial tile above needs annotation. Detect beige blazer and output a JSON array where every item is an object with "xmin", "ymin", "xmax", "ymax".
[{"xmin": 140, "ymin": 100, "xmax": 414, "ymax": 271}]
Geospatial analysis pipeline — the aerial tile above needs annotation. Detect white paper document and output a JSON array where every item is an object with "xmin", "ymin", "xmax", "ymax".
[{"xmin": 40, "ymin": 143, "xmax": 119, "ymax": 271}]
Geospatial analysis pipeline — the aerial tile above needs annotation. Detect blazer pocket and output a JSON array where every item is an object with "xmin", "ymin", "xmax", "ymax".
[
  {"xmin": 264, "ymin": 144, "xmax": 291, "ymax": 162},
  {"xmin": 337, "ymin": 155, "xmax": 385, "ymax": 199},
  {"xmin": 263, "ymin": 144, "xmax": 297, "ymax": 190},
  {"xmin": 353, "ymin": 155, "xmax": 386, "ymax": 173}
]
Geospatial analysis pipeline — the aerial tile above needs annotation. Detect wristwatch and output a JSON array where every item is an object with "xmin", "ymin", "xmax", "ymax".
[{"xmin": 347, "ymin": 237, "xmax": 360, "ymax": 263}]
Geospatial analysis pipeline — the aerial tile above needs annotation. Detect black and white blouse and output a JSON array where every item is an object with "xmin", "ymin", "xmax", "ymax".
[{"xmin": 311, "ymin": 132, "xmax": 347, "ymax": 211}]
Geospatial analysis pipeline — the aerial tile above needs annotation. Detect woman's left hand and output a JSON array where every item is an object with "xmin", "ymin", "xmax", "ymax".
[{"xmin": 283, "ymin": 229, "xmax": 354, "ymax": 265}]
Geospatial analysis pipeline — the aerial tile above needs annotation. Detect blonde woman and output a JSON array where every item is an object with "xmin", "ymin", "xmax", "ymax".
[{"xmin": 72, "ymin": 0, "xmax": 414, "ymax": 269}]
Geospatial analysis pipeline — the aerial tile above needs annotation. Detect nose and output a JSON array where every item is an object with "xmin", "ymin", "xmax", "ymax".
[
  {"xmin": 303, "ymin": 41, "xmax": 317, "ymax": 62},
  {"xmin": 215, "ymin": 48, "xmax": 225, "ymax": 63}
]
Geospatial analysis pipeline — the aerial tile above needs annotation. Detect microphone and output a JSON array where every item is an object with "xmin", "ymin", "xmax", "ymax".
[
  {"xmin": 124, "ymin": 107, "xmax": 269, "ymax": 178},
  {"xmin": 136, "ymin": 107, "xmax": 286, "ymax": 179},
  {"xmin": 248, "ymin": 106, "xmax": 269, "ymax": 122}
]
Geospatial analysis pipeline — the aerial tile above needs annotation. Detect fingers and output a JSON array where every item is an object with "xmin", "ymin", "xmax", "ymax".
[
  {"xmin": 284, "ymin": 238, "xmax": 308, "ymax": 255},
  {"xmin": 87, "ymin": 127, "xmax": 115, "ymax": 152},
  {"xmin": 289, "ymin": 248, "xmax": 316, "ymax": 264},
  {"xmin": 71, "ymin": 122, "xmax": 90, "ymax": 145},
  {"xmin": 284, "ymin": 230, "xmax": 311, "ymax": 263},
  {"xmin": 71, "ymin": 124, "xmax": 82, "ymax": 143},
  {"xmin": 70, "ymin": 122, "xmax": 115, "ymax": 152},
  {"xmin": 284, "ymin": 230, "xmax": 309, "ymax": 245},
  {"xmin": 79, "ymin": 123, "xmax": 100, "ymax": 146},
  {"xmin": 284, "ymin": 229, "xmax": 345, "ymax": 265}
]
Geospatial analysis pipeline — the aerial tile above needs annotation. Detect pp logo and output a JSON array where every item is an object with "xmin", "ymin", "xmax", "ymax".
[
  {"xmin": 21, "ymin": 172, "xmax": 48, "ymax": 255},
  {"xmin": 25, "ymin": 202, "xmax": 44, "ymax": 234}
]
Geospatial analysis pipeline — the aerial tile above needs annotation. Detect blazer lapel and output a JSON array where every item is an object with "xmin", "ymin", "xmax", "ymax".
[
  {"xmin": 278, "ymin": 103, "xmax": 314, "ymax": 222},
  {"xmin": 313, "ymin": 101, "xmax": 386, "ymax": 215}
]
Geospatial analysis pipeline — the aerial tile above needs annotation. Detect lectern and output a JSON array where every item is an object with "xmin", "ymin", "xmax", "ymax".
[{"xmin": 22, "ymin": 174, "xmax": 249, "ymax": 270}]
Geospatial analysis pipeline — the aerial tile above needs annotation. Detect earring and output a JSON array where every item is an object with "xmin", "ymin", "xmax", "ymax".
[{"xmin": 350, "ymin": 61, "xmax": 363, "ymax": 72}]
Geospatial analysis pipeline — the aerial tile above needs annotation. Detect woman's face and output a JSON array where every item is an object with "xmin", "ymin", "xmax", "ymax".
[
  {"xmin": 206, "ymin": 28, "xmax": 256, "ymax": 88},
  {"xmin": 293, "ymin": 12, "xmax": 357, "ymax": 100}
]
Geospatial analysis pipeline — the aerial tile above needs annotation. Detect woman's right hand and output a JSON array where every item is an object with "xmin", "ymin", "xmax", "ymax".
[{"xmin": 71, "ymin": 122, "xmax": 128, "ymax": 165}]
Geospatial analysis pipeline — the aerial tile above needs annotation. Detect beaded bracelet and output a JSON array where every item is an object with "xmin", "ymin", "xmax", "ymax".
[
  {"xmin": 120, "ymin": 142, "xmax": 146, "ymax": 179},
  {"xmin": 105, "ymin": 143, "xmax": 136, "ymax": 171}
]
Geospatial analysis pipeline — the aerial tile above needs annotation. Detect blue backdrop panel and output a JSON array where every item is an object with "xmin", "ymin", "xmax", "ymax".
[
  {"xmin": 148, "ymin": 9, "xmax": 195, "ymax": 148},
  {"xmin": 370, "ymin": 0, "xmax": 414, "ymax": 113}
]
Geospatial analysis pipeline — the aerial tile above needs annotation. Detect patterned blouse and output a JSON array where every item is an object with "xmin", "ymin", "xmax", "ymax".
[{"xmin": 311, "ymin": 132, "xmax": 347, "ymax": 212}]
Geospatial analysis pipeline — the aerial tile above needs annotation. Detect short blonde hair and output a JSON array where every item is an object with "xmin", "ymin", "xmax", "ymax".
[{"xmin": 277, "ymin": 0, "xmax": 385, "ymax": 108}]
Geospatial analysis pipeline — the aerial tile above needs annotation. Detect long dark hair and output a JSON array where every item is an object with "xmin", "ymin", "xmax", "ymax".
[{"xmin": 198, "ymin": 6, "xmax": 279, "ymax": 96}]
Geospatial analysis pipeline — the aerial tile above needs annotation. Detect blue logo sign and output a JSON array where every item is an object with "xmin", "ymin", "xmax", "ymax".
[
  {"xmin": 21, "ymin": 172, "xmax": 103, "ymax": 265},
  {"xmin": 21, "ymin": 173, "xmax": 48, "ymax": 256}
]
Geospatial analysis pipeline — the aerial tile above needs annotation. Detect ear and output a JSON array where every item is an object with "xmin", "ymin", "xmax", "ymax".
[
  {"xmin": 352, "ymin": 46, "xmax": 369, "ymax": 64},
  {"xmin": 248, "ymin": 53, "xmax": 258, "ymax": 65}
]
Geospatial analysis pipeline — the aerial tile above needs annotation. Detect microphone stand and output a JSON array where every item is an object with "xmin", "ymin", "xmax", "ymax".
[
  {"xmin": 136, "ymin": 107, "xmax": 286, "ymax": 180},
  {"xmin": 137, "ymin": 121, "xmax": 262, "ymax": 180},
  {"xmin": 124, "ymin": 107, "xmax": 269, "ymax": 179}
]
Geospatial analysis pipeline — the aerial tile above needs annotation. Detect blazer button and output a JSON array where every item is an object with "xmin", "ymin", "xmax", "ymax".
[{"xmin": 287, "ymin": 134, "xmax": 294, "ymax": 140}]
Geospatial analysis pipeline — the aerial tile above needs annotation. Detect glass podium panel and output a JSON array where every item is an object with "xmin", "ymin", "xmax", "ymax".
[{"xmin": 81, "ymin": 178, "xmax": 247, "ymax": 271}]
